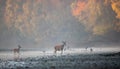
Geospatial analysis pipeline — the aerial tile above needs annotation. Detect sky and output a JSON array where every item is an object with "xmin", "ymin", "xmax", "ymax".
[{"xmin": 0, "ymin": 0, "xmax": 120, "ymax": 49}]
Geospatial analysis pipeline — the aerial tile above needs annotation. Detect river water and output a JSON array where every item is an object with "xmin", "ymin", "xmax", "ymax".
[{"xmin": 0, "ymin": 47, "xmax": 120, "ymax": 60}]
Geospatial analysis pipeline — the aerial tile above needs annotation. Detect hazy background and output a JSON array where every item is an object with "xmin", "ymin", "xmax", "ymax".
[{"xmin": 0, "ymin": 0, "xmax": 120, "ymax": 50}]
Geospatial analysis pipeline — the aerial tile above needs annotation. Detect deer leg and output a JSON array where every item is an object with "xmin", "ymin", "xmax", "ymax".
[
  {"xmin": 61, "ymin": 50, "xmax": 63, "ymax": 55},
  {"xmin": 54, "ymin": 50, "xmax": 56, "ymax": 54},
  {"xmin": 18, "ymin": 53, "xmax": 20, "ymax": 59},
  {"xmin": 14, "ymin": 52, "xmax": 16, "ymax": 60}
]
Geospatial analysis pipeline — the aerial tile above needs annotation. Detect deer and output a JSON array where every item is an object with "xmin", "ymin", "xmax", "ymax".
[
  {"xmin": 85, "ymin": 47, "xmax": 93, "ymax": 52},
  {"xmin": 85, "ymin": 47, "xmax": 88, "ymax": 51},
  {"xmin": 54, "ymin": 41, "xmax": 66, "ymax": 54},
  {"xmin": 13, "ymin": 45, "xmax": 21, "ymax": 60}
]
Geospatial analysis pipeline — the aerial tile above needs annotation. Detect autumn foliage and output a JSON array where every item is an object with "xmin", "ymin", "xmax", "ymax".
[{"xmin": 71, "ymin": 0, "xmax": 120, "ymax": 35}]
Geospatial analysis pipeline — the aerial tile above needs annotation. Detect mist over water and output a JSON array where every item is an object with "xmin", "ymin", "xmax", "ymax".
[{"xmin": 0, "ymin": 47, "xmax": 120, "ymax": 60}]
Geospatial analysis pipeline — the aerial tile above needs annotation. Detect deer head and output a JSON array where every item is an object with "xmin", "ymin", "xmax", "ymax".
[
  {"xmin": 62, "ymin": 41, "xmax": 66, "ymax": 46},
  {"xmin": 18, "ymin": 45, "xmax": 21, "ymax": 49}
]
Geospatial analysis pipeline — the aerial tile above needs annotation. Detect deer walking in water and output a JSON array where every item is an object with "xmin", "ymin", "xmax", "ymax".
[
  {"xmin": 54, "ymin": 41, "xmax": 66, "ymax": 54},
  {"xmin": 13, "ymin": 45, "xmax": 21, "ymax": 60}
]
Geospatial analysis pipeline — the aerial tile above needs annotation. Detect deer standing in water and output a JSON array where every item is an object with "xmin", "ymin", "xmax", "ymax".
[
  {"xmin": 13, "ymin": 45, "xmax": 21, "ymax": 60},
  {"xmin": 54, "ymin": 41, "xmax": 66, "ymax": 54}
]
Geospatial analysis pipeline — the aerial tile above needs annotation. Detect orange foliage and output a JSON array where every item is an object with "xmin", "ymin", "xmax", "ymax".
[
  {"xmin": 111, "ymin": 0, "xmax": 120, "ymax": 19},
  {"xmin": 71, "ymin": 1, "xmax": 86, "ymax": 16},
  {"xmin": 71, "ymin": 0, "xmax": 116, "ymax": 35}
]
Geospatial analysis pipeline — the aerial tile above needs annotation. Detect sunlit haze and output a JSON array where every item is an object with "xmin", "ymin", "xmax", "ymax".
[{"xmin": 0, "ymin": 0, "xmax": 120, "ymax": 51}]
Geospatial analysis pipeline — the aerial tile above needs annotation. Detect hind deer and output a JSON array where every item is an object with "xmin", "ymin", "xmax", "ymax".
[
  {"xmin": 13, "ymin": 45, "xmax": 21, "ymax": 60},
  {"xmin": 54, "ymin": 41, "xmax": 66, "ymax": 54}
]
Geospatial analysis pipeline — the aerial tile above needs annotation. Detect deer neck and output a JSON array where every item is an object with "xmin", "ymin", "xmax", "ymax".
[
  {"xmin": 18, "ymin": 47, "xmax": 21, "ymax": 50},
  {"xmin": 62, "ymin": 44, "xmax": 65, "ymax": 47}
]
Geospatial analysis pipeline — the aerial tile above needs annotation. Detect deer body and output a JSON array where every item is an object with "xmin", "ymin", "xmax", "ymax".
[
  {"xmin": 54, "ymin": 41, "xmax": 66, "ymax": 54},
  {"xmin": 13, "ymin": 45, "xmax": 21, "ymax": 54},
  {"xmin": 14, "ymin": 48, "xmax": 20, "ymax": 53}
]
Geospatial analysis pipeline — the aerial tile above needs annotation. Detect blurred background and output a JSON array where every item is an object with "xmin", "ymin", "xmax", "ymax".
[{"xmin": 0, "ymin": 0, "xmax": 120, "ymax": 50}]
